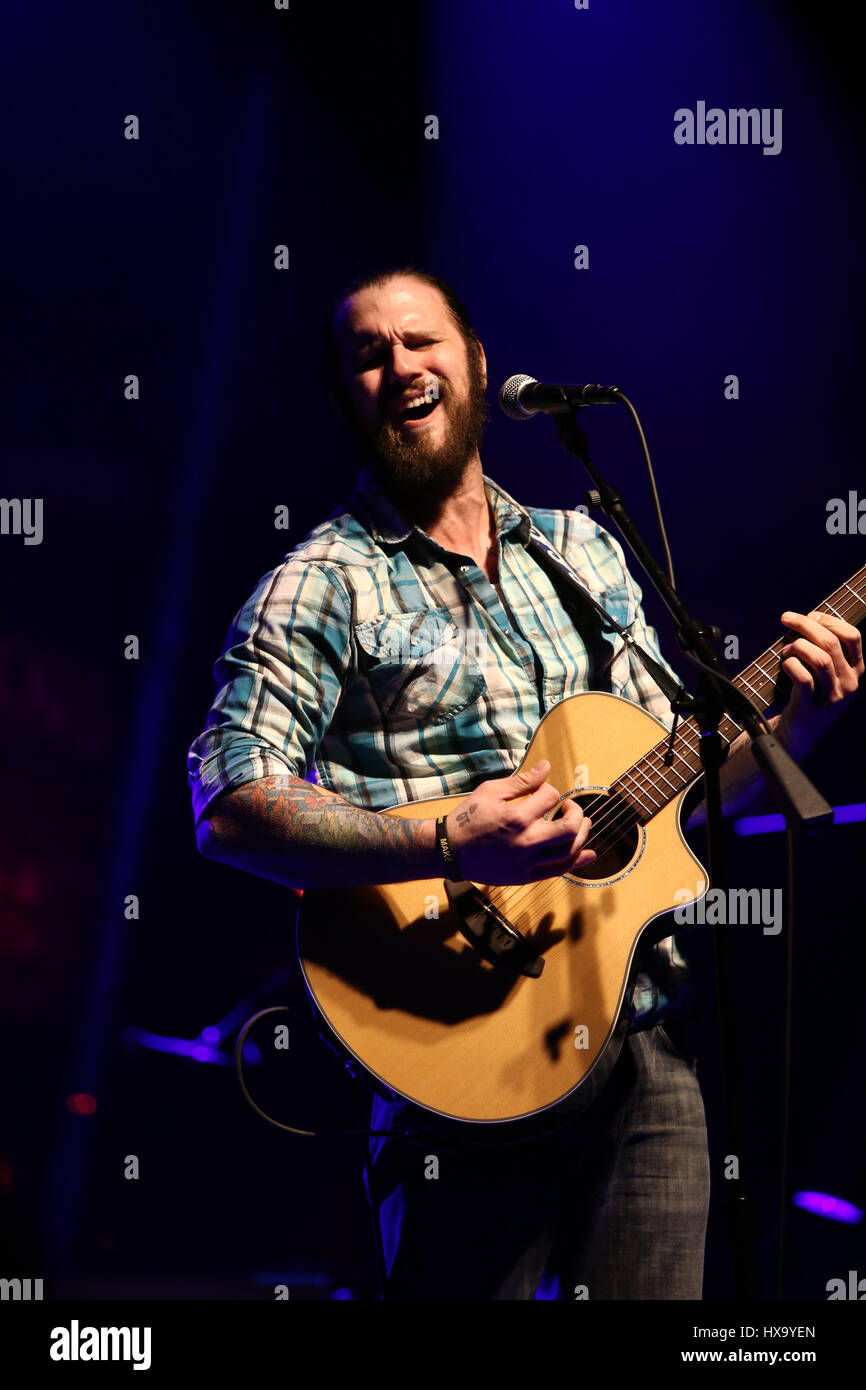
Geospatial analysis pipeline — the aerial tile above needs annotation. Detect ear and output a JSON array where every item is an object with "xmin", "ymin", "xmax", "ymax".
[{"xmin": 476, "ymin": 338, "xmax": 487, "ymax": 389}]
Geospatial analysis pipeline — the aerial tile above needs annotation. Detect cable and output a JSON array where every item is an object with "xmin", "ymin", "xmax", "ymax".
[
  {"xmin": 616, "ymin": 392, "xmax": 677, "ymax": 590},
  {"xmin": 234, "ymin": 1004, "xmax": 603, "ymax": 1149},
  {"xmin": 234, "ymin": 1005, "xmax": 414, "ymax": 1141}
]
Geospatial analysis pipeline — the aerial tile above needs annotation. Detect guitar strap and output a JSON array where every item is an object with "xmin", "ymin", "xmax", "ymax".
[
  {"xmin": 343, "ymin": 489, "xmax": 682, "ymax": 708},
  {"xmin": 524, "ymin": 522, "xmax": 684, "ymax": 707}
]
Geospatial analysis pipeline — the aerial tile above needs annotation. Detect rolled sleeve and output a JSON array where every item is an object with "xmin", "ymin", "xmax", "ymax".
[{"xmin": 187, "ymin": 560, "xmax": 352, "ymax": 827}]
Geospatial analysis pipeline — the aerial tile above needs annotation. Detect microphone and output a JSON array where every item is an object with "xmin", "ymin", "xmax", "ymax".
[{"xmin": 499, "ymin": 374, "xmax": 622, "ymax": 419}]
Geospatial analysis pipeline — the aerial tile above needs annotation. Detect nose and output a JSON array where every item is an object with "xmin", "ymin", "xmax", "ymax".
[{"xmin": 385, "ymin": 341, "xmax": 419, "ymax": 384}]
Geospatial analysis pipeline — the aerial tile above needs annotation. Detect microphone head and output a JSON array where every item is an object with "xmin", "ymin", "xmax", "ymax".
[{"xmin": 498, "ymin": 374, "xmax": 537, "ymax": 420}]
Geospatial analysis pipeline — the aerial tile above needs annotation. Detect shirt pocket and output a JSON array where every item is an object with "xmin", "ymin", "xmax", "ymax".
[
  {"xmin": 353, "ymin": 608, "xmax": 487, "ymax": 726},
  {"xmin": 593, "ymin": 581, "xmax": 635, "ymax": 632}
]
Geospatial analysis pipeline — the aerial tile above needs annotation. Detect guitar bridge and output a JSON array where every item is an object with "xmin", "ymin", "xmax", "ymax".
[{"xmin": 443, "ymin": 880, "xmax": 544, "ymax": 978}]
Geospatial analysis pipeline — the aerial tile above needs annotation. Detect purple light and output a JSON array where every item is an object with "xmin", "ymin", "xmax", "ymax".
[
  {"xmin": 122, "ymin": 1027, "xmax": 260, "ymax": 1067},
  {"xmin": 793, "ymin": 1191, "xmax": 863, "ymax": 1224},
  {"xmin": 735, "ymin": 803, "xmax": 866, "ymax": 836},
  {"xmin": 734, "ymin": 813, "xmax": 785, "ymax": 836},
  {"xmin": 199, "ymin": 1026, "xmax": 220, "ymax": 1045}
]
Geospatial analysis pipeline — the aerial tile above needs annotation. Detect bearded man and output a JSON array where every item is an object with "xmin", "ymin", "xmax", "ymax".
[{"xmin": 188, "ymin": 268, "xmax": 863, "ymax": 1299}]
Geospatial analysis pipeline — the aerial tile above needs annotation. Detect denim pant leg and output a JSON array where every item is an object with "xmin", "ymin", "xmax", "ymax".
[
  {"xmin": 553, "ymin": 1025, "xmax": 711, "ymax": 1300},
  {"xmin": 365, "ymin": 1092, "xmax": 562, "ymax": 1300},
  {"xmin": 364, "ymin": 1024, "xmax": 710, "ymax": 1301}
]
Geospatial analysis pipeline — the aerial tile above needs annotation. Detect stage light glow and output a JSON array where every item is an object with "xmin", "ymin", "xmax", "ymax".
[
  {"xmin": 734, "ymin": 813, "xmax": 786, "ymax": 836},
  {"xmin": 793, "ymin": 1191, "xmax": 863, "ymax": 1224},
  {"xmin": 122, "ymin": 1027, "xmax": 261, "ymax": 1067},
  {"xmin": 66, "ymin": 1094, "xmax": 97, "ymax": 1114},
  {"xmin": 735, "ymin": 803, "xmax": 866, "ymax": 836}
]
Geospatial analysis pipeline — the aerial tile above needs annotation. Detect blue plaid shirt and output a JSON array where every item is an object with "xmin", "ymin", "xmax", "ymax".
[{"xmin": 188, "ymin": 468, "xmax": 693, "ymax": 1029}]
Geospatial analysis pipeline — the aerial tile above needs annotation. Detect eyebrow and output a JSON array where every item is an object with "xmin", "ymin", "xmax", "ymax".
[{"xmin": 350, "ymin": 329, "xmax": 441, "ymax": 350}]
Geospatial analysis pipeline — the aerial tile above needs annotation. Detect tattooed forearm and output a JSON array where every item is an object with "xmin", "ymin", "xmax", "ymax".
[{"xmin": 197, "ymin": 774, "xmax": 440, "ymax": 890}]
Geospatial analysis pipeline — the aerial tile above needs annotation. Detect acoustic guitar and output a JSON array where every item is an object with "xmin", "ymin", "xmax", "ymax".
[{"xmin": 296, "ymin": 564, "xmax": 865, "ymax": 1130}]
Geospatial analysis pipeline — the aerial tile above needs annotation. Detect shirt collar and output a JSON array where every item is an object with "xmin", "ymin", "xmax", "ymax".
[{"xmin": 348, "ymin": 466, "xmax": 532, "ymax": 549}]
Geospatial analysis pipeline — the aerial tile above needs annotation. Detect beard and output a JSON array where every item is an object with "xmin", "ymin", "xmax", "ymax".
[{"xmin": 353, "ymin": 345, "xmax": 490, "ymax": 517}]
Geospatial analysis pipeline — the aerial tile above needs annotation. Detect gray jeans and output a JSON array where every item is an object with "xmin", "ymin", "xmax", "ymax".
[{"xmin": 365, "ymin": 1023, "xmax": 710, "ymax": 1300}]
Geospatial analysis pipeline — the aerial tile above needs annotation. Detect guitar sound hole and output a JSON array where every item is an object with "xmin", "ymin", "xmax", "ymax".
[{"xmin": 550, "ymin": 790, "xmax": 640, "ymax": 880}]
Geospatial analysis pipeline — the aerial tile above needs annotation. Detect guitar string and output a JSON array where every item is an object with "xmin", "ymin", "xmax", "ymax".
[
  {"xmin": 513, "ymin": 583, "xmax": 865, "ymax": 880},
  {"xmin": 495, "ymin": 588, "xmax": 864, "ymax": 922},
  {"xmin": 578, "ymin": 581, "xmax": 866, "ymax": 854},
  {"xmin": 497, "ymin": 683, "xmax": 743, "ymax": 915},
  {"xmin": 487, "ymin": 586, "xmax": 865, "ymax": 923},
  {"xmin": 495, "ymin": 602, "xmax": 859, "ymax": 923},
  {"xmin": 444, "ymin": 582, "xmax": 865, "ymax": 925},
  {"xmin": 475, "ymin": 572, "xmax": 865, "ymax": 900}
]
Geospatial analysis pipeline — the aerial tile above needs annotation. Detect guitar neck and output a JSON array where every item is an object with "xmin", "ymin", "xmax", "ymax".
[{"xmin": 614, "ymin": 563, "xmax": 866, "ymax": 821}]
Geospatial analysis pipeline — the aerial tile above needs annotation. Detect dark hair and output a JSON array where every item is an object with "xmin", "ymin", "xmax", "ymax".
[{"xmin": 322, "ymin": 266, "xmax": 481, "ymax": 419}]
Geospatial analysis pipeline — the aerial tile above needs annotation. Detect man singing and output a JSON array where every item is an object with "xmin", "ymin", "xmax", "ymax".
[{"xmin": 188, "ymin": 268, "xmax": 862, "ymax": 1298}]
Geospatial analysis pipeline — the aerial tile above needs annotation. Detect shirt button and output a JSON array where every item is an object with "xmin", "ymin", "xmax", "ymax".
[{"xmin": 530, "ymin": 628, "xmax": 539, "ymax": 636}]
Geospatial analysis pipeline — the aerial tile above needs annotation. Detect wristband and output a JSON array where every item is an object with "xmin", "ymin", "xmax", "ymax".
[{"xmin": 435, "ymin": 814, "xmax": 464, "ymax": 882}]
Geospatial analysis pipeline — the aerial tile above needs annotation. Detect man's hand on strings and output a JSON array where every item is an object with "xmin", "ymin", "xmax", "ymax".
[{"xmin": 774, "ymin": 610, "xmax": 863, "ymax": 758}]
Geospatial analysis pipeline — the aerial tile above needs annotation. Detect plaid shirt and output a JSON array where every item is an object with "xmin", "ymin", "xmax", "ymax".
[{"xmin": 188, "ymin": 468, "xmax": 693, "ymax": 1029}]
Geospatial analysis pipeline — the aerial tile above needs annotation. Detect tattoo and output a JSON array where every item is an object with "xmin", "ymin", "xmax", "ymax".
[
  {"xmin": 205, "ymin": 774, "xmax": 424, "ymax": 865},
  {"xmin": 455, "ymin": 802, "xmax": 478, "ymax": 828}
]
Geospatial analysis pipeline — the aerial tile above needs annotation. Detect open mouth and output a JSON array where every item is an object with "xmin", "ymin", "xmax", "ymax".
[
  {"xmin": 398, "ymin": 398, "xmax": 439, "ymax": 424},
  {"xmin": 390, "ymin": 388, "xmax": 442, "ymax": 426}
]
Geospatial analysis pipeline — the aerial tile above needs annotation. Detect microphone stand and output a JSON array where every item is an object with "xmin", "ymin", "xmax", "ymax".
[{"xmin": 553, "ymin": 408, "xmax": 832, "ymax": 1300}]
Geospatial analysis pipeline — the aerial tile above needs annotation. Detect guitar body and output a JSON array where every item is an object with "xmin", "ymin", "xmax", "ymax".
[{"xmin": 297, "ymin": 690, "xmax": 708, "ymax": 1129}]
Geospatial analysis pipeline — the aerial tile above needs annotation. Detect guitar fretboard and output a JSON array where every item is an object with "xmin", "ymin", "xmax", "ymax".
[{"xmin": 613, "ymin": 563, "xmax": 866, "ymax": 821}]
